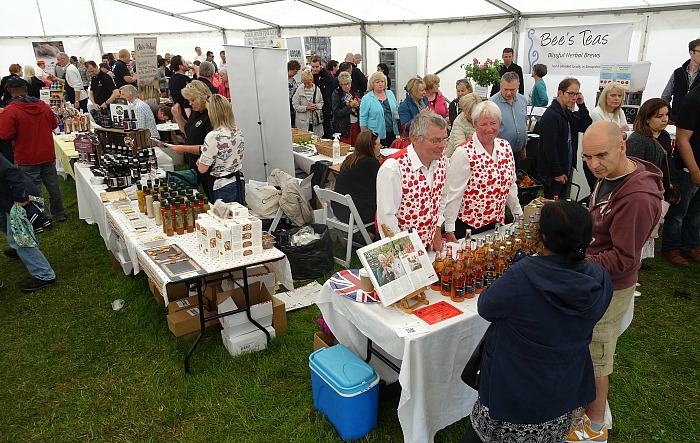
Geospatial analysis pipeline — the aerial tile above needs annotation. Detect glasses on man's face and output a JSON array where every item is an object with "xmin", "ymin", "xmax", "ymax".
[
  {"xmin": 692, "ymin": 49, "xmax": 700, "ymax": 54},
  {"xmin": 426, "ymin": 137, "xmax": 449, "ymax": 145},
  {"xmin": 564, "ymin": 91, "xmax": 579, "ymax": 97}
]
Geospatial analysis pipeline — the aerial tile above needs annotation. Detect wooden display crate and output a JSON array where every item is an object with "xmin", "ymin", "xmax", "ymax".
[
  {"xmin": 315, "ymin": 140, "xmax": 351, "ymax": 158},
  {"xmin": 291, "ymin": 128, "xmax": 312, "ymax": 143}
]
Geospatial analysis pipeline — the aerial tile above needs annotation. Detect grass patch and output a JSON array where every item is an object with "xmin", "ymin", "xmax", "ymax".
[{"xmin": 0, "ymin": 177, "xmax": 698, "ymax": 442}]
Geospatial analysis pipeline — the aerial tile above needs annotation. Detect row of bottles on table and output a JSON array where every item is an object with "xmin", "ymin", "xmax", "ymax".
[
  {"xmin": 52, "ymin": 103, "xmax": 91, "ymax": 134},
  {"xmin": 136, "ymin": 181, "xmax": 210, "ymax": 237},
  {"xmin": 99, "ymin": 146, "xmax": 159, "ymax": 189}
]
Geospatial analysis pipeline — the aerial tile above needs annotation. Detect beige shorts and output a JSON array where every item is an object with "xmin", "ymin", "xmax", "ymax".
[{"xmin": 590, "ymin": 284, "xmax": 636, "ymax": 377}]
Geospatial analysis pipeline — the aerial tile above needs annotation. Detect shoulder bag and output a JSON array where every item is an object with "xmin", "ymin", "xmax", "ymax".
[
  {"xmin": 655, "ymin": 138, "xmax": 681, "ymax": 205},
  {"xmin": 390, "ymin": 123, "xmax": 411, "ymax": 150},
  {"xmin": 311, "ymin": 86, "xmax": 324, "ymax": 126},
  {"xmin": 460, "ymin": 323, "xmax": 493, "ymax": 390}
]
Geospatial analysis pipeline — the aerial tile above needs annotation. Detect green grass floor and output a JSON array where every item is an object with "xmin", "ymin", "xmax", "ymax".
[{"xmin": 0, "ymin": 177, "xmax": 698, "ymax": 442}]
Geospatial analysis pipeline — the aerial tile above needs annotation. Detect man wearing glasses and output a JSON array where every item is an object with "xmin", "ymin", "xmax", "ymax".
[
  {"xmin": 537, "ymin": 78, "xmax": 592, "ymax": 199},
  {"xmin": 661, "ymin": 39, "xmax": 700, "ymax": 123},
  {"xmin": 376, "ymin": 111, "xmax": 448, "ymax": 250}
]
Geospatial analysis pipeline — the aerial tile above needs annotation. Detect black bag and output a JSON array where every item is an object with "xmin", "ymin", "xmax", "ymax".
[
  {"xmin": 275, "ymin": 223, "xmax": 334, "ymax": 280},
  {"xmin": 24, "ymin": 200, "xmax": 51, "ymax": 234},
  {"xmin": 461, "ymin": 324, "xmax": 493, "ymax": 390}
]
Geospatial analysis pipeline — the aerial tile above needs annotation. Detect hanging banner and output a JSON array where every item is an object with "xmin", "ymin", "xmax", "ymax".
[
  {"xmin": 286, "ymin": 37, "xmax": 305, "ymax": 82},
  {"xmin": 134, "ymin": 37, "xmax": 159, "ymax": 105},
  {"xmin": 244, "ymin": 29, "xmax": 279, "ymax": 47},
  {"xmin": 303, "ymin": 37, "xmax": 332, "ymax": 66},
  {"xmin": 524, "ymin": 23, "xmax": 634, "ymax": 76},
  {"xmin": 32, "ymin": 41, "xmax": 64, "ymax": 76}
]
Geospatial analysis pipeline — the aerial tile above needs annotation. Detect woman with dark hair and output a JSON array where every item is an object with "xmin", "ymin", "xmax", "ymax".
[
  {"xmin": 530, "ymin": 63, "xmax": 549, "ymax": 107},
  {"xmin": 331, "ymin": 130, "xmax": 380, "ymax": 237},
  {"xmin": 449, "ymin": 78, "xmax": 473, "ymax": 126},
  {"xmin": 377, "ymin": 63, "xmax": 391, "ymax": 91},
  {"xmin": 460, "ymin": 200, "xmax": 613, "ymax": 443}
]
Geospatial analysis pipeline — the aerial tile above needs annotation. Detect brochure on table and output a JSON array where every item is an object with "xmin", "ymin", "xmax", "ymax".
[{"xmin": 357, "ymin": 230, "xmax": 437, "ymax": 307}]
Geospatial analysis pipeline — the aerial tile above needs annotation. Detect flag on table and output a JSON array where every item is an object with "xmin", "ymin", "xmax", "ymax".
[{"xmin": 329, "ymin": 270, "xmax": 380, "ymax": 303}]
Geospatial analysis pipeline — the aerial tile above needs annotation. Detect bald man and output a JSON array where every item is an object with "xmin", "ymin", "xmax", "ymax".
[{"xmin": 567, "ymin": 121, "xmax": 663, "ymax": 442}]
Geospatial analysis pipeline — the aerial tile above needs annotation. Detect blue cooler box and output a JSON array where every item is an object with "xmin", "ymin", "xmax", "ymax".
[{"xmin": 309, "ymin": 344, "xmax": 379, "ymax": 440}]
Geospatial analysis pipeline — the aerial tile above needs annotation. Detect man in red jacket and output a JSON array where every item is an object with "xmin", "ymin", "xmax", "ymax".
[
  {"xmin": 568, "ymin": 121, "xmax": 663, "ymax": 442},
  {"xmin": 0, "ymin": 77, "xmax": 66, "ymax": 222}
]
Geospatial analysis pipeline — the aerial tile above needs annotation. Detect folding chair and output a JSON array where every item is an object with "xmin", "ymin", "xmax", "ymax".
[{"xmin": 313, "ymin": 185, "xmax": 373, "ymax": 268}]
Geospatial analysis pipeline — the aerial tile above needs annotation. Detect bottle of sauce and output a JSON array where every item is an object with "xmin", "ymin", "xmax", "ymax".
[
  {"xmin": 153, "ymin": 200, "xmax": 162, "ymax": 226},
  {"xmin": 175, "ymin": 200, "xmax": 185, "ymax": 235},
  {"xmin": 145, "ymin": 189, "xmax": 155, "ymax": 218},
  {"xmin": 185, "ymin": 202, "xmax": 194, "ymax": 233},
  {"xmin": 440, "ymin": 245, "xmax": 455, "ymax": 297},
  {"xmin": 165, "ymin": 204, "xmax": 174, "ymax": 237},
  {"xmin": 451, "ymin": 255, "xmax": 466, "ymax": 302},
  {"xmin": 431, "ymin": 247, "xmax": 444, "ymax": 291},
  {"xmin": 160, "ymin": 202, "xmax": 167, "ymax": 233},
  {"xmin": 136, "ymin": 183, "xmax": 145, "ymax": 213}
]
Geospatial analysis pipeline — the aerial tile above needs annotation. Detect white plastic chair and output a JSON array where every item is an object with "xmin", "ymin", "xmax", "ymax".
[{"xmin": 313, "ymin": 185, "xmax": 373, "ymax": 268}]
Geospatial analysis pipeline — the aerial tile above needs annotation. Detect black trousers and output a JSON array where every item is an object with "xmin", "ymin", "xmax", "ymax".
[
  {"xmin": 454, "ymin": 218, "xmax": 497, "ymax": 239},
  {"xmin": 459, "ymin": 424, "xmax": 484, "ymax": 443}
]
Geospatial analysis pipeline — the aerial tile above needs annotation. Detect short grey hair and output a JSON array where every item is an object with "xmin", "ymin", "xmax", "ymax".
[
  {"xmin": 409, "ymin": 110, "xmax": 447, "ymax": 139},
  {"xmin": 56, "ymin": 52, "xmax": 69, "ymax": 62},
  {"xmin": 199, "ymin": 61, "xmax": 215, "ymax": 78},
  {"xmin": 501, "ymin": 71, "xmax": 520, "ymax": 84},
  {"xmin": 472, "ymin": 100, "xmax": 502, "ymax": 125},
  {"xmin": 120, "ymin": 84, "xmax": 138, "ymax": 99},
  {"xmin": 337, "ymin": 71, "xmax": 351, "ymax": 84}
]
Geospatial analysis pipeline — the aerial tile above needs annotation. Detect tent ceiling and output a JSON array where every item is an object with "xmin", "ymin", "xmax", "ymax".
[{"xmin": 0, "ymin": 0, "xmax": 698, "ymax": 37}]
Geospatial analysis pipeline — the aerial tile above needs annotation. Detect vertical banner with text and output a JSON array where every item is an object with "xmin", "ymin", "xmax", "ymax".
[
  {"xmin": 525, "ymin": 23, "xmax": 634, "ymax": 76},
  {"xmin": 134, "ymin": 37, "xmax": 158, "ymax": 105}
]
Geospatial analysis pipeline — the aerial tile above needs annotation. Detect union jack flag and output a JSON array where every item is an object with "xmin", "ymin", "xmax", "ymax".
[{"xmin": 329, "ymin": 270, "xmax": 380, "ymax": 303}]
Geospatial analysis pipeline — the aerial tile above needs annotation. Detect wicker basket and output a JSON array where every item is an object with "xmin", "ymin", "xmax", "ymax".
[
  {"xmin": 315, "ymin": 140, "xmax": 351, "ymax": 158},
  {"xmin": 291, "ymin": 128, "xmax": 312, "ymax": 143}
]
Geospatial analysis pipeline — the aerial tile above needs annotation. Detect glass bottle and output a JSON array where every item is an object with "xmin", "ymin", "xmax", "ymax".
[
  {"xmin": 153, "ymin": 200, "xmax": 162, "ymax": 226},
  {"xmin": 192, "ymin": 200, "xmax": 200, "ymax": 219},
  {"xmin": 175, "ymin": 201, "xmax": 185, "ymax": 235},
  {"xmin": 160, "ymin": 202, "xmax": 167, "ymax": 233},
  {"xmin": 185, "ymin": 203, "xmax": 194, "ymax": 233},
  {"xmin": 440, "ymin": 245, "xmax": 455, "ymax": 297},
  {"xmin": 451, "ymin": 256, "xmax": 466, "ymax": 303},
  {"xmin": 136, "ymin": 183, "xmax": 145, "ymax": 213},
  {"xmin": 460, "ymin": 229, "xmax": 472, "ymax": 257},
  {"xmin": 431, "ymin": 247, "xmax": 444, "ymax": 291},
  {"xmin": 165, "ymin": 204, "xmax": 174, "ymax": 237},
  {"xmin": 146, "ymin": 189, "xmax": 155, "ymax": 218},
  {"xmin": 464, "ymin": 252, "xmax": 476, "ymax": 299},
  {"xmin": 505, "ymin": 241, "xmax": 514, "ymax": 266},
  {"xmin": 203, "ymin": 197, "xmax": 210, "ymax": 213},
  {"xmin": 495, "ymin": 246, "xmax": 508, "ymax": 278},
  {"xmin": 485, "ymin": 249, "xmax": 496, "ymax": 289},
  {"xmin": 473, "ymin": 251, "xmax": 485, "ymax": 295}
]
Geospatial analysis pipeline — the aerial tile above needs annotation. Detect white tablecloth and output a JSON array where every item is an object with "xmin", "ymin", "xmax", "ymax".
[
  {"xmin": 316, "ymin": 282, "xmax": 489, "ymax": 443},
  {"xmin": 293, "ymin": 150, "xmax": 347, "ymax": 175}
]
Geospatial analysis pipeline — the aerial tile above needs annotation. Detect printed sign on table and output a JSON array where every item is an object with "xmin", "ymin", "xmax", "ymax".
[{"xmin": 412, "ymin": 301, "xmax": 464, "ymax": 326}]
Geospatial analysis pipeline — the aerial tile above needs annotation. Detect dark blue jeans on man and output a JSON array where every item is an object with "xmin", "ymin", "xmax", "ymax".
[{"xmin": 662, "ymin": 169, "xmax": 700, "ymax": 252}]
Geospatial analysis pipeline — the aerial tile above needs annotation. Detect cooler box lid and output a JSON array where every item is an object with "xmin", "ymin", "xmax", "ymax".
[{"xmin": 309, "ymin": 344, "xmax": 378, "ymax": 396}]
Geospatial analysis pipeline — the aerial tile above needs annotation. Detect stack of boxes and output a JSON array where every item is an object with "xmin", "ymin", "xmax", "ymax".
[{"xmin": 195, "ymin": 202, "xmax": 264, "ymax": 261}]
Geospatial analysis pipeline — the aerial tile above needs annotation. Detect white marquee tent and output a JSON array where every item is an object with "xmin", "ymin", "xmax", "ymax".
[{"xmin": 1, "ymin": 0, "xmax": 698, "ymax": 104}]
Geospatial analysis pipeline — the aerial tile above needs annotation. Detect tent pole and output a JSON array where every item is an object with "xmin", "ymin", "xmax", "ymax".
[
  {"xmin": 434, "ymin": 20, "xmax": 515, "ymax": 76},
  {"xmin": 360, "ymin": 23, "xmax": 367, "ymax": 74},
  {"xmin": 511, "ymin": 13, "xmax": 520, "ymax": 62},
  {"xmin": 90, "ymin": 0, "xmax": 104, "ymax": 55},
  {"xmin": 424, "ymin": 25, "xmax": 430, "ymax": 75},
  {"xmin": 222, "ymin": 29, "xmax": 228, "ymax": 45},
  {"xmin": 35, "ymin": 0, "xmax": 46, "ymax": 37}
]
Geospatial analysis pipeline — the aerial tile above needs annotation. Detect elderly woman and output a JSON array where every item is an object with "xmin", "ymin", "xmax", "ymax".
[
  {"xmin": 169, "ymin": 80, "xmax": 214, "ymax": 195},
  {"xmin": 444, "ymin": 101, "xmax": 522, "ymax": 240},
  {"xmin": 332, "ymin": 71, "xmax": 361, "ymax": 145},
  {"xmin": 217, "ymin": 68, "xmax": 230, "ymax": 100},
  {"xmin": 445, "ymin": 92, "xmax": 482, "ymax": 157},
  {"xmin": 196, "ymin": 94, "xmax": 245, "ymax": 204},
  {"xmin": 460, "ymin": 200, "xmax": 612, "ymax": 443},
  {"xmin": 360, "ymin": 71, "xmax": 399, "ymax": 147},
  {"xmin": 398, "ymin": 77, "xmax": 429, "ymax": 135},
  {"xmin": 530, "ymin": 63, "xmax": 549, "ymax": 107},
  {"xmin": 292, "ymin": 70, "xmax": 324, "ymax": 136},
  {"xmin": 424, "ymin": 74, "xmax": 449, "ymax": 118},
  {"xmin": 591, "ymin": 81, "xmax": 629, "ymax": 139},
  {"xmin": 449, "ymin": 78, "xmax": 473, "ymax": 125},
  {"xmin": 331, "ymin": 130, "xmax": 380, "ymax": 236}
]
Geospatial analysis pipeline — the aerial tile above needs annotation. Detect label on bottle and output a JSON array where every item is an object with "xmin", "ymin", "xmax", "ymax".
[
  {"xmin": 464, "ymin": 279, "xmax": 475, "ymax": 295},
  {"xmin": 485, "ymin": 271, "xmax": 495, "ymax": 287},
  {"xmin": 441, "ymin": 277, "xmax": 451, "ymax": 293},
  {"xmin": 453, "ymin": 285, "xmax": 465, "ymax": 299},
  {"xmin": 475, "ymin": 278, "xmax": 483, "ymax": 291}
]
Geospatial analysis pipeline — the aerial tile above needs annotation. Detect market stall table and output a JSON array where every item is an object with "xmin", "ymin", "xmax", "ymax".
[
  {"xmin": 293, "ymin": 146, "xmax": 347, "ymax": 175},
  {"xmin": 53, "ymin": 134, "xmax": 79, "ymax": 180},
  {"xmin": 316, "ymin": 282, "xmax": 489, "ymax": 443}
]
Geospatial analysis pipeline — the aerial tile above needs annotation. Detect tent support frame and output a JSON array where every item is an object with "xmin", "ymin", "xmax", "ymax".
[{"xmin": 90, "ymin": 0, "xmax": 104, "ymax": 55}]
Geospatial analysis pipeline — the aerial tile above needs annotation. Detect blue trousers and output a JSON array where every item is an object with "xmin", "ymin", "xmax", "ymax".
[
  {"xmin": 1, "ymin": 213, "xmax": 55, "ymax": 281},
  {"xmin": 662, "ymin": 169, "xmax": 700, "ymax": 252}
]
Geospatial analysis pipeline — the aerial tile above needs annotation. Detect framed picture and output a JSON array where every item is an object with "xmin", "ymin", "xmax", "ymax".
[{"xmin": 357, "ymin": 230, "xmax": 437, "ymax": 307}]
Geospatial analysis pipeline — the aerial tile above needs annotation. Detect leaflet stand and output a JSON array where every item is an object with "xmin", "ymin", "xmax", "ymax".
[{"xmin": 380, "ymin": 224, "xmax": 429, "ymax": 314}]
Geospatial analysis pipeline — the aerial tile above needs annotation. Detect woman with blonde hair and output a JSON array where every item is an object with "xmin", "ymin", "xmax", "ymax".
[
  {"xmin": 292, "ymin": 70, "xmax": 324, "ymax": 136},
  {"xmin": 445, "ymin": 92, "xmax": 483, "ymax": 157},
  {"xmin": 23, "ymin": 65, "xmax": 45, "ymax": 99},
  {"xmin": 169, "ymin": 80, "xmax": 214, "ymax": 195},
  {"xmin": 196, "ymin": 94, "xmax": 245, "ymax": 204},
  {"xmin": 591, "ymin": 81, "xmax": 629, "ymax": 139},
  {"xmin": 449, "ymin": 78, "xmax": 473, "ymax": 125},
  {"xmin": 398, "ymin": 77, "xmax": 428, "ymax": 134},
  {"xmin": 423, "ymin": 74, "xmax": 449, "ymax": 118},
  {"xmin": 360, "ymin": 71, "xmax": 398, "ymax": 147}
]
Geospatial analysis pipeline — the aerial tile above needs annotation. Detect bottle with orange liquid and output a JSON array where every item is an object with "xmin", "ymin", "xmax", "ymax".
[
  {"xmin": 451, "ymin": 256, "xmax": 466, "ymax": 302},
  {"xmin": 485, "ymin": 248, "xmax": 496, "ymax": 288},
  {"xmin": 431, "ymin": 247, "xmax": 444, "ymax": 291},
  {"xmin": 464, "ymin": 252, "xmax": 476, "ymax": 298},
  {"xmin": 495, "ymin": 246, "xmax": 508, "ymax": 278},
  {"xmin": 473, "ymin": 250, "xmax": 485, "ymax": 295},
  {"xmin": 440, "ymin": 245, "xmax": 455, "ymax": 296}
]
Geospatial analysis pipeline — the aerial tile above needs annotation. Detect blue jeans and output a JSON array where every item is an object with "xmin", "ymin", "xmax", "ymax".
[
  {"xmin": 213, "ymin": 180, "xmax": 246, "ymax": 206},
  {"xmin": 0, "ymin": 213, "xmax": 55, "ymax": 281},
  {"xmin": 18, "ymin": 162, "xmax": 66, "ymax": 220},
  {"xmin": 662, "ymin": 169, "xmax": 700, "ymax": 252}
]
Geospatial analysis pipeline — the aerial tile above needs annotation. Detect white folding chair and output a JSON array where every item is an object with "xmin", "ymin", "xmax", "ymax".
[{"xmin": 313, "ymin": 185, "xmax": 373, "ymax": 268}]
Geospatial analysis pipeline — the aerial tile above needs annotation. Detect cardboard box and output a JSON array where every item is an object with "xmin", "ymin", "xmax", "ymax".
[
  {"xmin": 216, "ymin": 281, "xmax": 286, "ymax": 337},
  {"xmin": 522, "ymin": 197, "xmax": 550, "ymax": 221},
  {"xmin": 227, "ymin": 265, "xmax": 277, "ymax": 294},
  {"xmin": 217, "ymin": 292, "xmax": 273, "ymax": 337},
  {"xmin": 167, "ymin": 307, "xmax": 217, "ymax": 337},
  {"xmin": 314, "ymin": 331, "xmax": 338, "ymax": 351},
  {"xmin": 149, "ymin": 278, "xmax": 190, "ymax": 305},
  {"xmin": 167, "ymin": 295, "xmax": 200, "ymax": 314},
  {"xmin": 221, "ymin": 326, "xmax": 275, "ymax": 357}
]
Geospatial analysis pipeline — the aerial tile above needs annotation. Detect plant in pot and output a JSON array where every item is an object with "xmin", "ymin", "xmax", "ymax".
[{"xmin": 462, "ymin": 58, "xmax": 503, "ymax": 99}]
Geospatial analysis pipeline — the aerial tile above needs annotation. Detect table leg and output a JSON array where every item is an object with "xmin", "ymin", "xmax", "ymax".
[
  {"xmin": 366, "ymin": 338, "xmax": 401, "ymax": 373},
  {"xmin": 242, "ymin": 267, "xmax": 271, "ymax": 343},
  {"xmin": 184, "ymin": 279, "xmax": 205, "ymax": 373}
]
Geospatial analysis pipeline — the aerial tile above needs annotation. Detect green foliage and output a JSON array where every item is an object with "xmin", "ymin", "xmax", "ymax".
[
  {"xmin": 461, "ymin": 58, "xmax": 504, "ymax": 86},
  {"xmin": 0, "ymin": 179, "xmax": 697, "ymax": 442}
]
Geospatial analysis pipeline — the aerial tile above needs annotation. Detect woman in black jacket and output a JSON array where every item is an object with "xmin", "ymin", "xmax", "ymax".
[
  {"xmin": 331, "ymin": 71, "xmax": 361, "ymax": 146},
  {"xmin": 23, "ymin": 65, "xmax": 45, "ymax": 99}
]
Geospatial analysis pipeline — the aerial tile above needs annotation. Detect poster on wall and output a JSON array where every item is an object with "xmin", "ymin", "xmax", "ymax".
[
  {"xmin": 32, "ymin": 41, "xmax": 64, "ymax": 76},
  {"xmin": 244, "ymin": 29, "xmax": 279, "ymax": 47},
  {"xmin": 303, "ymin": 37, "xmax": 331, "ymax": 65},
  {"xmin": 134, "ymin": 37, "xmax": 159, "ymax": 105},
  {"xmin": 286, "ymin": 37, "xmax": 305, "ymax": 82},
  {"xmin": 524, "ymin": 23, "xmax": 634, "ymax": 76}
]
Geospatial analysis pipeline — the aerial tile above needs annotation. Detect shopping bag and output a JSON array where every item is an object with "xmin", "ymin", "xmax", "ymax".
[{"xmin": 246, "ymin": 181, "xmax": 282, "ymax": 217}]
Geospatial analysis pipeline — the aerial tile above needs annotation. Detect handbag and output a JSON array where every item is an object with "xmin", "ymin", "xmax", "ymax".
[
  {"xmin": 461, "ymin": 324, "xmax": 493, "ymax": 390},
  {"xmin": 311, "ymin": 86, "xmax": 324, "ymax": 126},
  {"xmin": 166, "ymin": 169, "xmax": 198, "ymax": 189},
  {"xmin": 656, "ymin": 138, "xmax": 681, "ymax": 205},
  {"xmin": 390, "ymin": 123, "xmax": 411, "ymax": 150}
]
